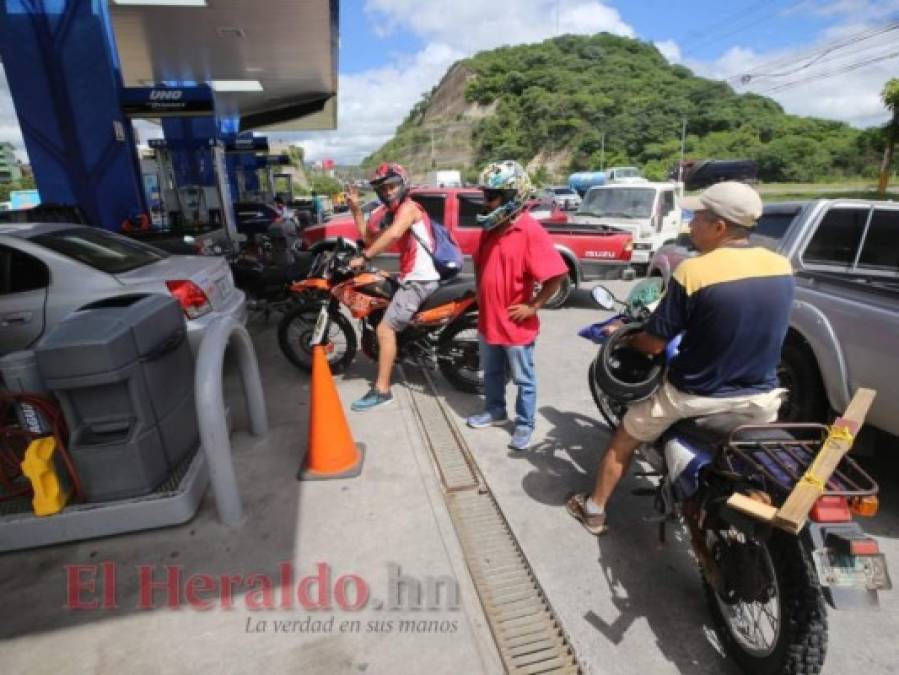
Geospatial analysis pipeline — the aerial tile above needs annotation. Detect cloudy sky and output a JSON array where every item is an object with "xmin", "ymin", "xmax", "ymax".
[{"xmin": 2, "ymin": 0, "xmax": 898, "ymax": 164}]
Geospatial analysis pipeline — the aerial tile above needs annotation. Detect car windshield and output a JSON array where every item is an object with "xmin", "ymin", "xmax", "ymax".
[
  {"xmin": 31, "ymin": 227, "xmax": 167, "ymax": 274},
  {"xmin": 552, "ymin": 187, "xmax": 576, "ymax": 195},
  {"xmin": 578, "ymin": 188, "xmax": 655, "ymax": 219},
  {"xmin": 615, "ymin": 168, "xmax": 639, "ymax": 178}
]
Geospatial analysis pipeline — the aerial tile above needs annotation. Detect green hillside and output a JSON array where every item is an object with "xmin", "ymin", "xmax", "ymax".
[{"xmin": 363, "ymin": 33, "xmax": 892, "ymax": 184}]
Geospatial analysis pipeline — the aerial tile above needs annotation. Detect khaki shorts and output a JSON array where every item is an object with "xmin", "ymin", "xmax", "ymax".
[
  {"xmin": 383, "ymin": 280, "xmax": 439, "ymax": 331},
  {"xmin": 622, "ymin": 379, "xmax": 785, "ymax": 443}
]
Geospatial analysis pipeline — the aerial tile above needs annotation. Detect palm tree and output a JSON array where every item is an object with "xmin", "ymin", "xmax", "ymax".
[{"xmin": 878, "ymin": 78, "xmax": 899, "ymax": 196}]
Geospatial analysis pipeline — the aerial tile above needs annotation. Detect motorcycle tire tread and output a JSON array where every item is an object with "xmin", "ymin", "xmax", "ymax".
[
  {"xmin": 702, "ymin": 529, "xmax": 828, "ymax": 675},
  {"xmin": 277, "ymin": 306, "xmax": 358, "ymax": 375}
]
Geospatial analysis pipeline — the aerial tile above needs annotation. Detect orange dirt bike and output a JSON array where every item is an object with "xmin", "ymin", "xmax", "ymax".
[{"xmin": 277, "ymin": 239, "xmax": 485, "ymax": 392}]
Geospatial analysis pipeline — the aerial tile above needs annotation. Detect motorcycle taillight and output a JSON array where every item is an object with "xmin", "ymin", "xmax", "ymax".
[{"xmin": 809, "ymin": 496, "xmax": 852, "ymax": 523}]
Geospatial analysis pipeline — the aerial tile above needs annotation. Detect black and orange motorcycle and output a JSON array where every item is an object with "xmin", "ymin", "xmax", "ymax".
[{"xmin": 277, "ymin": 239, "xmax": 484, "ymax": 392}]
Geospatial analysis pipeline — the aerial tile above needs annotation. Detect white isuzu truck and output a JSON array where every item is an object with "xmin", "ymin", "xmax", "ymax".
[{"xmin": 571, "ymin": 182, "xmax": 683, "ymax": 275}]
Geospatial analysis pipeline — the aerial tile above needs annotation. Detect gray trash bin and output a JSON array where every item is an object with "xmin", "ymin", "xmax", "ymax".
[{"xmin": 36, "ymin": 295, "xmax": 198, "ymax": 502}]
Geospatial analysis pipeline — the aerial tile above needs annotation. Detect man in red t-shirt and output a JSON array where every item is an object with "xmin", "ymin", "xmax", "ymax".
[{"xmin": 467, "ymin": 160, "xmax": 568, "ymax": 450}]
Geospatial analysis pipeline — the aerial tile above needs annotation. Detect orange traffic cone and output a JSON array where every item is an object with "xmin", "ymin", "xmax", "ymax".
[{"xmin": 298, "ymin": 345, "xmax": 365, "ymax": 480}]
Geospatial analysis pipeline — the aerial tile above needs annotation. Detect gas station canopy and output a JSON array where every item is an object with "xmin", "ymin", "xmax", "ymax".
[{"xmin": 109, "ymin": 0, "xmax": 338, "ymax": 131}]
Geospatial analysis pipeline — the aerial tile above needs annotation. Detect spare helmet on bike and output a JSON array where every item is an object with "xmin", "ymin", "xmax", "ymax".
[
  {"xmin": 593, "ymin": 324, "xmax": 665, "ymax": 403},
  {"xmin": 369, "ymin": 162, "xmax": 410, "ymax": 212},
  {"xmin": 476, "ymin": 160, "xmax": 533, "ymax": 230}
]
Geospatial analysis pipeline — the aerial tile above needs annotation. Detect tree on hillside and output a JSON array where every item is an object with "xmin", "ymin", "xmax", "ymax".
[
  {"xmin": 878, "ymin": 78, "xmax": 899, "ymax": 195},
  {"xmin": 367, "ymin": 33, "xmax": 883, "ymax": 184}
]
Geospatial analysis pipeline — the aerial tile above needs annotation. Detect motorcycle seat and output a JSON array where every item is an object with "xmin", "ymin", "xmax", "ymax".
[
  {"xmin": 419, "ymin": 276, "xmax": 476, "ymax": 311},
  {"xmin": 669, "ymin": 412, "xmax": 777, "ymax": 446}
]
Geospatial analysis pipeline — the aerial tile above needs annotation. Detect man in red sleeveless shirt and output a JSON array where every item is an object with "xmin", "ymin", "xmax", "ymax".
[{"xmin": 347, "ymin": 163, "xmax": 440, "ymax": 411}]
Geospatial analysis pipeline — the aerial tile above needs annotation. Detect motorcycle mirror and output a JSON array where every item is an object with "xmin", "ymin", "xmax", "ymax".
[{"xmin": 591, "ymin": 285, "xmax": 617, "ymax": 310}]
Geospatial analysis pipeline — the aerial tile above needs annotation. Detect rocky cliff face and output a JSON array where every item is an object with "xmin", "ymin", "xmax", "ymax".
[{"xmin": 364, "ymin": 62, "xmax": 496, "ymax": 181}]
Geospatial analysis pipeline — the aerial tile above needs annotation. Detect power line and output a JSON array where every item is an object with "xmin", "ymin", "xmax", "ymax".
[
  {"xmin": 727, "ymin": 24, "xmax": 896, "ymax": 82},
  {"xmin": 683, "ymin": 0, "xmax": 796, "ymax": 57},
  {"xmin": 731, "ymin": 22, "xmax": 899, "ymax": 85},
  {"xmin": 755, "ymin": 48, "xmax": 899, "ymax": 94},
  {"xmin": 680, "ymin": 0, "xmax": 780, "ymax": 50}
]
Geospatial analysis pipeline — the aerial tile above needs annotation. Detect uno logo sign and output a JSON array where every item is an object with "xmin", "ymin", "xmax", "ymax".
[{"xmin": 150, "ymin": 90, "xmax": 183, "ymax": 101}]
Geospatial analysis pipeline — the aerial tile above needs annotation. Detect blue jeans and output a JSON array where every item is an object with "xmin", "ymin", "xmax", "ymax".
[{"xmin": 480, "ymin": 337, "xmax": 537, "ymax": 430}]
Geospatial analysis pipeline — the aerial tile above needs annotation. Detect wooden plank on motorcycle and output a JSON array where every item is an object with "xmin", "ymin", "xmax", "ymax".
[
  {"xmin": 773, "ymin": 388, "xmax": 876, "ymax": 535},
  {"xmin": 726, "ymin": 493, "xmax": 777, "ymax": 522}
]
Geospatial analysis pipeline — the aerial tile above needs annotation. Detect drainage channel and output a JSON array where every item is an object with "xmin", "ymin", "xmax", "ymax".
[{"xmin": 403, "ymin": 367, "xmax": 581, "ymax": 675}]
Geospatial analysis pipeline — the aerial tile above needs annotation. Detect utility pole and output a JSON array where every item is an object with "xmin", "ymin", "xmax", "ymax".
[
  {"xmin": 678, "ymin": 117, "xmax": 687, "ymax": 196},
  {"xmin": 600, "ymin": 132, "xmax": 605, "ymax": 171}
]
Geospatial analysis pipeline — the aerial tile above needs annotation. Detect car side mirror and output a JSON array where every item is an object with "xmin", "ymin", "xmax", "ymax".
[{"xmin": 591, "ymin": 285, "xmax": 617, "ymax": 310}]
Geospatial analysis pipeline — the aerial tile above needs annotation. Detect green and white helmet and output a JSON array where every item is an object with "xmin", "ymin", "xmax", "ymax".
[{"xmin": 476, "ymin": 160, "xmax": 534, "ymax": 230}]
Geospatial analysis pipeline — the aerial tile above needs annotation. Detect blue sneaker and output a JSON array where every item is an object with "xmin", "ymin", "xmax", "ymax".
[
  {"xmin": 508, "ymin": 426, "xmax": 533, "ymax": 451},
  {"xmin": 467, "ymin": 412, "xmax": 509, "ymax": 429},
  {"xmin": 351, "ymin": 387, "xmax": 394, "ymax": 412}
]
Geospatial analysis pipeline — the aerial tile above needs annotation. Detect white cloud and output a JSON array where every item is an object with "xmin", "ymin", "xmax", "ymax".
[
  {"xmin": 285, "ymin": 42, "xmax": 466, "ymax": 164},
  {"xmin": 290, "ymin": 1, "xmax": 636, "ymax": 162},
  {"xmin": 654, "ymin": 40, "xmax": 682, "ymax": 64},
  {"xmin": 678, "ymin": 32, "xmax": 899, "ymax": 128},
  {"xmin": 2, "ymin": 1, "xmax": 896, "ymax": 167},
  {"xmin": 364, "ymin": 0, "xmax": 632, "ymax": 55},
  {"xmin": 791, "ymin": 0, "xmax": 899, "ymax": 20},
  {"xmin": 0, "ymin": 65, "xmax": 26, "ymax": 160}
]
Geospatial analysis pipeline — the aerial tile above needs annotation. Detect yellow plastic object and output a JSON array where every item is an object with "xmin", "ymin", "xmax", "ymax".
[{"xmin": 20, "ymin": 436, "xmax": 70, "ymax": 516}]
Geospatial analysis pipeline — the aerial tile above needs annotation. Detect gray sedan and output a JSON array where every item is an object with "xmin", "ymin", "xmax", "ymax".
[{"xmin": 0, "ymin": 223, "xmax": 247, "ymax": 356}]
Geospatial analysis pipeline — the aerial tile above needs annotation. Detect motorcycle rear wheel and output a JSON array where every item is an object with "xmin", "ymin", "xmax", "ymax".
[
  {"xmin": 278, "ymin": 306, "xmax": 357, "ymax": 374},
  {"xmin": 702, "ymin": 528, "xmax": 828, "ymax": 675},
  {"xmin": 437, "ymin": 314, "xmax": 486, "ymax": 393}
]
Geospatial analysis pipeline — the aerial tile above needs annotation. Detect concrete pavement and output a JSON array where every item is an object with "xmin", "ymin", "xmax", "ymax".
[
  {"xmin": 438, "ymin": 281, "xmax": 899, "ymax": 675},
  {"xmin": 3, "ymin": 285, "xmax": 898, "ymax": 675},
  {"xmin": 0, "ymin": 321, "xmax": 501, "ymax": 675}
]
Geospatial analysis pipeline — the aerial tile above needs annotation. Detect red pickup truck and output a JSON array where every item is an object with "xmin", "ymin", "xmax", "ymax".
[{"xmin": 301, "ymin": 187, "xmax": 633, "ymax": 308}]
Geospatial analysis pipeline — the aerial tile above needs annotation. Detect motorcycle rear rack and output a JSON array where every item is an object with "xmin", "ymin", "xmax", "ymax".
[{"xmin": 721, "ymin": 423, "xmax": 878, "ymax": 500}]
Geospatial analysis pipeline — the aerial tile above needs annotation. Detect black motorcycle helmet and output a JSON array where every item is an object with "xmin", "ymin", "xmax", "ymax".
[{"xmin": 594, "ymin": 324, "xmax": 665, "ymax": 403}]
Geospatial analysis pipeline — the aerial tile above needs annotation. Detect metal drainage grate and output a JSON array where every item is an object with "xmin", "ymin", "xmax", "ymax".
[
  {"xmin": 402, "ymin": 367, "xmax": 581, "ymax": 675},
  {"xmin": 404, "ymin": 367, "xmax": 479, "ymax": 492}
]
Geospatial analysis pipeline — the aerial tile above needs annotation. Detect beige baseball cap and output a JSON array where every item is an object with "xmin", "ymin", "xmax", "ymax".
[{"xmin": 681, "ymin": 181, "xmax": 763, "ymax": 227}]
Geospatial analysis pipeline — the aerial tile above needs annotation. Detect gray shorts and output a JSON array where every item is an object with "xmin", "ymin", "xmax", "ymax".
[{"xmin": 383, "ymin": 280, "xmax": 439, "ymax": 331}]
